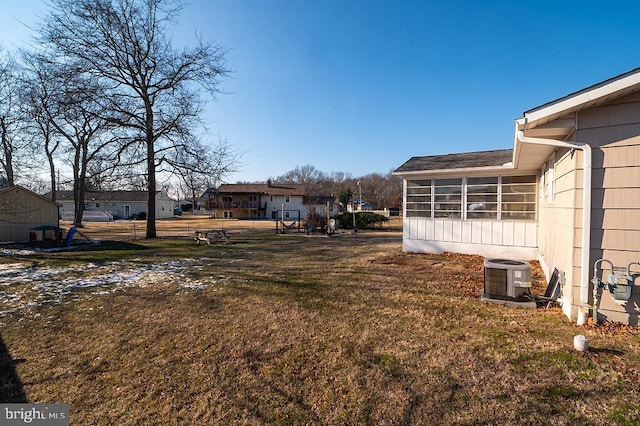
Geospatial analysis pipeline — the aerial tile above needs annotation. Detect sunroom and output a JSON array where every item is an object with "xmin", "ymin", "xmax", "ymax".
[{"xmin": 394, "ymin": 149, "xmax": 539, "ymax": 260}]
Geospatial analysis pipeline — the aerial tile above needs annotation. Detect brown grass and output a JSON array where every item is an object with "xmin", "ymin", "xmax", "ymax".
[{"xmin": 1, "ymin": 217, "xmax": 639, "ymax": 425}]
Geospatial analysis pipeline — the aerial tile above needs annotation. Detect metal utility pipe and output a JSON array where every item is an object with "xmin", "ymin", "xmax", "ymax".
[{"xmin": 591, "ymin": 259, "xmax": 614, "ymax": 325}]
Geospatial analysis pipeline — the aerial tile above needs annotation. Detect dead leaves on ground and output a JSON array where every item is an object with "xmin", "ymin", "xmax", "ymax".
[{"xmin": 368, "ymin": 251, "xmax": 548, "ymax": 299}]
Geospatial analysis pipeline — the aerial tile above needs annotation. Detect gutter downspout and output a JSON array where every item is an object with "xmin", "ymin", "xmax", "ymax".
[{"xmin": 514, "ymin": 121, "xmax": 592, "ymax": 313}]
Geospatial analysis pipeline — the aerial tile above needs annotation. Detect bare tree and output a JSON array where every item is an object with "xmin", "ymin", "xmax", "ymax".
[
  {"xmin": 274, "ymin": 165, "xmax": 400, "ymax": 210},
  {"xmin": 20, "ymin": 53, "xmax": 62, "ymax": 200},
  {"xmin": 0, "ymin": 49, "xmax": 27, "ymax": 187},
  {"xmin": 53, "ymin": 83, "xmax": 121, "ymax": 225},
  {"xmin": 40, "ymin": 0, "xmax": 230, "ymax": 238},
  {"xmin": 276, "ymin": 164, "xmax": 323, "ymax": 195},
  {"xmin": 171, "ymin": 137, "xmax": 240, "ymax": 207},
  {"xmin": 23, "ymin": 50, "xmax": 122, "ymax": 225}
]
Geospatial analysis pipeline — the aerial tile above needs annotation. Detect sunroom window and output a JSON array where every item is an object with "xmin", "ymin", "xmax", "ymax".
[
  {"xmin": 434, "ymin": 178, "xmax": 462, "ymax": 218},
  {"xmin": 466, "ymin": 177, "xmax": 498, "ymax": 219},
  {"xmin": 501, "ymin": 176, "xmax": 536, "ymax": 220},
  {"xmin": 405, "ymin": 175, "xmax": 536, "ymax": 221},
  {"xmin": 406, "ymin": 179, "xmax": 431, "ymax": 217}
]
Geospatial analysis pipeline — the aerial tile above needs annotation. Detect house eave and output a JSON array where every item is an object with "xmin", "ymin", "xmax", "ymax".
[
  {"xmin": 393, "ymin": 165, "xmax": 517, "ymax": 177},
  {"xmin": 523, "ymin": 68, "xmax": 640, "ymax": 129}
]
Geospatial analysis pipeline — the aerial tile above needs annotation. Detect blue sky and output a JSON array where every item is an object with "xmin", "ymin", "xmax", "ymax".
[{"xmin": 2, "ymin": 1, "xmax": 640, "ymax": 183}]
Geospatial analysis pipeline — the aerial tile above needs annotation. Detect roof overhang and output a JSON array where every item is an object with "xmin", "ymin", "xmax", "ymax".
[
  {"xmin": 513, "ymin": 118, "xmax": 559, "ymax": 170},
  {"xmin": 522, "ymin": 69, "xmax": 640, "ymax": 130},
  {"xmin": 393, "ymin": 165, "xmax": 516, "ymax": 177},
  {"xmin": 514, "ymin": 68, "xmax": 640, "ymax": 170}
]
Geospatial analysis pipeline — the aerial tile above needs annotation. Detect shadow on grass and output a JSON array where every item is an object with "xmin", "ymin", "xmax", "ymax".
[
  {"xmin": 587, "ymin": 347, "xmax": 624, "ymax": 356},
  {"xmin": 0, "ymin": 334, "xmax": 27, "ymax": 402},
  {"xmin": 71, "ymin": 240, "xmax": 150, "ymax": 252}
]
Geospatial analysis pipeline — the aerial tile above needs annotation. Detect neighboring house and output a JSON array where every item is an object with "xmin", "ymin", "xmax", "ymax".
[
  {"xmin": 0, "ymin": 186, "xmax": 60, "ymax": 243},
  {"xmin": 347, "ymin": 199, "xmax": 372, "ymax": 212},
  {"xmin": 49, "ymin": 190, "xmax": 174, "ymax": 221},
  {"xmin": 304, "ymin": 195, "xmax": 340, "ymax": 217},
  {"xmin": 203, "ymin": 180, "xmax": 307, "ymax": 220},
  {"xmin": 394, "ymin": 67, "xmax": 640, "ymax": 325}
]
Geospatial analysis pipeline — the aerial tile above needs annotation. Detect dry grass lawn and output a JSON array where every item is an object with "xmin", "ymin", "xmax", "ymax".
[{"xmin": 1, "ymin": 216, "xmax": 639, "ymax": 424}]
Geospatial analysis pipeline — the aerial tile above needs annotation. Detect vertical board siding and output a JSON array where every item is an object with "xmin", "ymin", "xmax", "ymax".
[
  {"xmin": 462, "ymin": 221, "xmax": 472, "ymax": 243},
  {"xmin": 403, "ymin": 218, "xmax": 537, "ymax": 251},
  {"xmin": 481, "ymin": 222, "xmax": 492, "ymax": 244},
  {"xmin": 471, "ymin": 222, "xmax": 483, "ymax": 244},
  {"xmin": 426, "ymin": 220, "xmax": 434, "ymax": 240},
  {"xmin": 452, "ymin": 220, "xmax": 462, "ymax": 242},
  {"xmin": 503, "ymin": 222, "xmax": 514, "ymax": 246}
]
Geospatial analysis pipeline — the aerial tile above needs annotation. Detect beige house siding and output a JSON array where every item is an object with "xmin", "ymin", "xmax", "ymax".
[
  {"xmin": 536, "ymin": 147, "xmax": 581, "ymax": 319},
  {"xmin": 0, "ymin": 186, "xmax": 60, "ymax": 243},
  {"xmin": 576, "ymin": 93, "xmax": 640, "ymax": 324},
  {"xmin": 535, "ymin": 92, "xmax": 640, "ymax": 324}
]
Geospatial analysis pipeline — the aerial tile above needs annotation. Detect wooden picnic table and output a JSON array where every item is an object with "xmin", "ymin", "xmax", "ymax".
[{"xmin": 194, "ymin": 229, "xmax": 229, "ymax": 244}]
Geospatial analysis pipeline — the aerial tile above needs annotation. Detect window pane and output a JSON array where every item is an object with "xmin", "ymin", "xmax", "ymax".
[
  {"xmin": 468, "ymin": 202, "xmax": 497, "ymax": 211},
  {"xmin": 467, "ymin": 186, "xmax": 497, "ymax": 195},
  {"xmin": 467, "ymin": 177, "xmax": 498, "ymax": 219},
  {"xmin": 502, "ymin": 193, "xmax": 536, "ymax": 203},
  {"xmin": 435, "ymin": 186, "xmax": 461, "ymax": 195},
  {"xmin": 406, "ymin": 202, "xmax": 430, "ymax": 211},
  {"xmin": 433, "ymin": 179, "xmax": 462, "ymax": 217},
  {"xmin": 502, "ymin": 175, "xmax": 536, "ymax": 184},
  {"xmin": 434, "ymin": 194, "xmax": 461, "ymax": 202},
  {"xmin": 407, "ymin": 187, "xmax": 431, "ymax": 196},
  {"xmin": 502, "ymin": 184, "xmax": 536, "ymax": 194},
  {"xmin": 406, "ymin": 211, "xmax": 427, "ymax": 218},
  {"xmin": 435, "ymin": 178, "xmax": 462, "ymax": 186},
  {"xmin": 468, "ymin": 210, "xmax": 497, "ymax": 219},
  {"xmin": 468, "ymin": 177, "xmax": 498, "ymax": 186},
  {"xmin": 407, "ymin": 179, "xmax": 431, "ymax": 187},
  {"xmin": 467, "ymin": 194, "xmax": 497, "ymax": 203},
  {"xmin": 501, "ymin": 175, "xmax": 536, "ymax": 221},
  {"xmin": 502, "ymin": 211, "xmax": 535, "ymax": 220},
  {"xmin": 406, "ymin": 180, "xmax": 432, "ymax": 217},
  {"xmin": 434, "ymin": 210, "xmax": 461, "ymax": 218},
  {"xmin": 502, "ymin": 202, "xmax": 536, "ymax": 212}
]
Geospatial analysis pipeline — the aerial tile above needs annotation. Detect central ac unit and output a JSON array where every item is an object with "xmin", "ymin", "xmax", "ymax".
[{"xmin": 481, "ymin": 258, "xmax": 536, "ymax": 308}]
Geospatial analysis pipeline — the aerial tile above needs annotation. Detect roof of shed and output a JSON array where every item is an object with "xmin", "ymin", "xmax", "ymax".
[
  {"xmin": 393, "ymin": 149, "xmax": 513, "ymax": 174},
  {"xmin": 0, "ymin": 185, "xmax": 61, "ymax": 206}
]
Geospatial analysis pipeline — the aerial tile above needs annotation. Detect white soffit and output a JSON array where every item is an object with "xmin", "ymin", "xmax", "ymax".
[{"xmin": 514, "ymin": 143, "xmax": 555, "ymax": 170}]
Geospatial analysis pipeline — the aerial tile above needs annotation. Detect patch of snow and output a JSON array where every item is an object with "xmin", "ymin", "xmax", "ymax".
[{"xmin": 0, "ymin": 258, "xmax": 230, "ymax": 316}]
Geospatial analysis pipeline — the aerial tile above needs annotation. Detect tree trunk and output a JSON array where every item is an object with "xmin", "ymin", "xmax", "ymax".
[
  {"xmin": 73, "ymin": 178, "xmax": 85, "ymax": 226},
  {"xmin": 0, "ymin": 118, "xmax": 15, "ymax": 186},
  {"xmin": 145, "ymin": 106, "xmax": 157, "ymax": 238},
  {"xmin": 47, "ymin": 154, "xmax": 56, "ymax": 201}
]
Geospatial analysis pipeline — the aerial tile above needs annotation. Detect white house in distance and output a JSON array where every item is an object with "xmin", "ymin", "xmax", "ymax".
[
  {"xmin": 204, "ymin": 181, "xmax": 307, "ymax": 220},
  {"xmin": 394, "ymin": 67, "xmax": 640, "ymax": 325},
  {"xmin": 51, "ymin": 190, "xmax": 174, "ymax": 221},
  {"xmin": 202, "ymin": 180, "xmax": 339, "ymax": 221}
]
